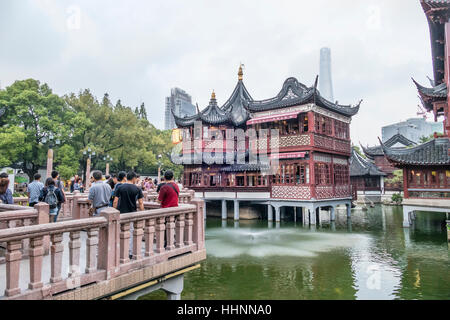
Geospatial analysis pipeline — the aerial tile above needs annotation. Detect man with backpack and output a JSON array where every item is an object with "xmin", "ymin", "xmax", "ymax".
[
  {"xmin": 40, "ymin": 178, "xmax": 64, "ymax": 222},
  {"xmin": 157, "ymin": 170, "xmax": 179, "ymax": 208},
  {"xmin": 51, "ymin": 171, "xmax": 66, "ymax": 218}
]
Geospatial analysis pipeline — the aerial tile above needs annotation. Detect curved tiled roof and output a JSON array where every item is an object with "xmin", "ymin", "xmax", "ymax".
[
  {"xmin": 350, "ymin": 147, "xmax": 386, "ymax": 177},
  {"xmin": 246, "ymin": 77, "xmax": 361, "ymax": 117},
  {"xmin": 412, "ymin": 78, "xmax": 448, "ymax": 111},
  {"xmin": 381, "ymin": 137, "xmax": 450, "ymax": 166},
  {"xmin": 173, "ymin": 72, "xmax": 361, "ymax": 127},
  {"xmin": 362, "ymin": 134, "xmax": 417, "ymax": 159},
  {"xmin": 172, "ymin": 80, "xmax": 252, "ymax": 127}
]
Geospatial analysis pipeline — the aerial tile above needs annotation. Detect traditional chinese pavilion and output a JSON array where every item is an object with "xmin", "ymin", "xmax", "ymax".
[
  {"xmin": 350, "ymin": 147, "xmax": 386, "ymax": 203},
  {"xmin": 381, "ymin": 0, "xmax": 450, "ymax": 227},
  {"xmin": 361, "ymin": 133, "xmax": 417, "ymax": 194},
  {"xmin": 173, "ymin": 66, "xmax": 361, "ymax": 224}
]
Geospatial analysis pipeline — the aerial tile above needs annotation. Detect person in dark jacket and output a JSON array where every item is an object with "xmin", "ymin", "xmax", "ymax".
[{"xmin": 40, "ymin": 178, "xmax": 64, "ymax": 223}]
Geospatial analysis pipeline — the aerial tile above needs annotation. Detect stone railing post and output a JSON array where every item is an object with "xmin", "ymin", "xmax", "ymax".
[
  {"xmin": 98, "ymin": 208, "xmax": 120, "ymax": 279},
  {"xmin": 190, "ymin": 199, "xmax": 205, "ymax": 250},
  {"xmin": 72, "ymin": 194, "xmax": 84, "ymax": 220},
  {"xmin": 5, "ymin": 240, "xmax": 22, "ymax": 297},
  {"xmin": 35, "ymin": 202, "xmax": 50, "ymax": 254}
]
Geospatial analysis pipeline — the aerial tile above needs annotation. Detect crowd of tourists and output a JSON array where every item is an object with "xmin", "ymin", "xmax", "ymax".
[{"xmin": 0, "ymin": 169, "xmax": 183, "ymax": 227}]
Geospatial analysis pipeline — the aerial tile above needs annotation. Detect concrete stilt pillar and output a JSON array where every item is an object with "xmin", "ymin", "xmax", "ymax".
[
  {"xmin": 221, "ymin": 200, "xmax": 227, "ymax": 220},
  {"xmin": 294, "ymin": 207, "xmax": 297, "ymax": 223},
  {"xmin": 446, "ymin": 220, "xmax": 450, "ymax": 243},
  {"xmin": 330, "ymin": 221, "xmax": 336, "ymax": 232},
  {"xmin": 234, "ymin": 221, "xmax": 239, "ymax": 229},
  {"xmin": 203, "ymin": 202, "xmax": 207, "ymax": 220},
  {"xmin": 316, "ymin": 207, "xmax": 321, "ymax": 226},
  {"xmin": 310, "ymin": 209, "xmax": 316, "ymax": 225},
  {"xmin": 222, "ymin": 220, "xmax": 227, "ymax": 228},
  {"xmin": 163, "ymin": 275, "xmax": 184, "ymax": 300},
  {"xmin": 403, "ymin": 207, "xmax": 411, "ymax": 228},
  {"xmin": 234, "ymin": 200, "xmax": 239, "ymax": 221},
  {"xmin": 275, "ymin": 207, "xmax": 281, "ymax": 222},
  {"xmin": 346, "ymin": 203, "xmax": 351, "ymax": 218},
  {"xmin": 303, "ymin": 208, "xmax": 309, "ymax": 226},
  {"xmin": 330, "ymin": 206, "xmax": 336, "ymax": 222},
  {"xmin": 275, "ymin": 222, "xmax": 281, "ymax": 229},
  {"xmin": 268, "ymin": 205, "xmax": 273, "ymax": 222},
  {"xmin": 347, "ymin": 218, "xmax": 352, "ymax": 233}
]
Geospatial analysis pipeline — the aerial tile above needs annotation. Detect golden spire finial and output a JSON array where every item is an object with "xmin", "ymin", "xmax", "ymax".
[
  {"xmin": 238, "ymin": 63, "xmax": 244, "ymax": 81},
  {"xmin": 211, "ymin": 90, "xmax": 216, "ymax": 100}
]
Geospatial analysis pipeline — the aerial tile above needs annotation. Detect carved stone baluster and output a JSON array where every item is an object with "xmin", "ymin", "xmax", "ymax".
[
  {"xmin": 28, "ymin": 236, "xmax": 44, "ymax": 289},
  {"xmin": 175, "ymin": 214, "xmax": 185, "ymax": 248},
  {"xmin": 120, "ymin": 222, "xmax": 130, "ymax": 264},
  {"xmin": 50, "ymin": 233, "xmax": 64, "ymax": 283},
  {"xmin": 144, "ymin": 219, "xmax": 155, "ymax": 257},
  {"xmin": 184, "ymin": 212, "xmax": 194, "ymax": 246},
  {"xmin": 5, "ymin": 240, "xmax": 22, "ymax": 297},
  {"xmin": 155, "ymin": 217, "xmax": 166, "ymax": 254},
  {"xmin": 86, "ymin": 227, "xmax": 99, "ymax": 273},
  {"xmin": 132, "ymin": 220, "xmax": 144, "ymax": 260},
  {"xmin": 166, "ymin": 215, "xmax": 175, "ymax": 251},
  {"xmin": 69, "ymin": 231, "xmax": 81, "ymax": 277}
]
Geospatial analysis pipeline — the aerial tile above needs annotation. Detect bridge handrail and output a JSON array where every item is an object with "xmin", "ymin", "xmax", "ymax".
[
  {"xmin": 0, "ymin": 217, "xmax": 107, "ymax": 242},
  {"xmin": 0, "ymin": 199, "xmax": 205, "ymax": 300},
  {"xmin": 119, "ymin": 204, "xmax": 196, "ymax": 223}
]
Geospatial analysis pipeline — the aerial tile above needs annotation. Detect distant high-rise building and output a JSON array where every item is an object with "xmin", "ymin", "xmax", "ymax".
[
  {"xmin": 319, "ymin": 47, "xmax": 334, "ymax": 102},
  {"xmin": 164, "ymin": 88, "xmax": 196, "ymax": 130},
  {"xmin": 382, "ymin": 118, "xmax": 444, "ymax": 144}
]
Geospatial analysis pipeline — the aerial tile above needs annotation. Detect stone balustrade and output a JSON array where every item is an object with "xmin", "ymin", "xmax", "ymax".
[
  {"xmin": 0, "ymin": 199, "xmax": 205, "ymax": 300},
  {"xmin": 0, "ymin": 203, "xmax": 50, "ymax": 264}
]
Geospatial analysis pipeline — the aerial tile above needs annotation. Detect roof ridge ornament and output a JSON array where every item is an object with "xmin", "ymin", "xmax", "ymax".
[
  {"xmin": 238, "ymin": 63, "xmax": 244, "ymax": 81},
  {"xmin": 211, "ymin": 90, "xmax": 216, "ymax": 100}
]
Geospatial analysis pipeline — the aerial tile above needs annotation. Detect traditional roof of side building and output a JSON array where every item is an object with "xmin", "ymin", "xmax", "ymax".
[
  {"xmin": 172, "ymin": 65, "xmax": 253, "ymax": 128},
  {"xmin": 172, "ymin": 67, "xmax": 361, "ymax": 127},
  {"xmin": 420, "ymin": 0, "xmax": 450, "ymax": 85},
  {"xmin": 361, "ymin": 133, "xmax": 417, "ymax": 159},
  {"xmin": 412, "ymin": 78, "xmax": 448, "ymax": 111},
  {"xmin": 350, "ymin": 147, "xmax": 386, "ymax": 177},
  {"xmin": 380, "ymin": 137, "xmax": 450, "ymax": 166}
]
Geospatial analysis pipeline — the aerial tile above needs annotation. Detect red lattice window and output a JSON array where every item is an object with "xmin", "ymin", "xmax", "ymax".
[{"xmin": 314, "ymin": 163, "xmax": 331, "ymax": 185}]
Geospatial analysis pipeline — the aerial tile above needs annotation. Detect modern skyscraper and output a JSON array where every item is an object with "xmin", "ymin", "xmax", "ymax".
[
  {"xmin": 164, "ymin": 88, "xmax": 196, "ymax": 130},
  {"xmin": 319, "ymin": 47, "xmax": 334, "ymax": 102}
]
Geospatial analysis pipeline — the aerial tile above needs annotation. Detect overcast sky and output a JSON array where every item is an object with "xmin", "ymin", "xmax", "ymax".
[{"xmin": 0, "ymin": 0, "xmax": 435, "ymax": 146}]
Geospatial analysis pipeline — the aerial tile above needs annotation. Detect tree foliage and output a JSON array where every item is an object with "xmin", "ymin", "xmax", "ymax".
[{"xmin": 0, "ymin": 79, "xmax": 182, "ymax": 181}]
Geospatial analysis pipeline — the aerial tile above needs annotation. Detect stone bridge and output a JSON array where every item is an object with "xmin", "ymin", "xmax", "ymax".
[{"xmin": 0, "ymin": 190, "xmax": 205, "ymax": 300}]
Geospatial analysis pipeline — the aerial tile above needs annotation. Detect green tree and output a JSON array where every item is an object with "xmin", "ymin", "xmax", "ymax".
[
  {"xmin": 0, "ymin": 126, "xmax": 28, "ymax": 167},
  {"xmin": 55, "ymin": 145, "xmax": 79, "ymax": 181},
  {"xmin": 419, "ymin": 134, "xmax": 434, "ymax": 144},
  {"xmin": 0, "ymin": 79, "xmax": 69, "ymax": 180}
]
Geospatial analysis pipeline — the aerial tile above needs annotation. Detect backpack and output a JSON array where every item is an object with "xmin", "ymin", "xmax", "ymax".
[{"xmin": 45, "ymin": 187, "xmax": 58, "ymax": 209}]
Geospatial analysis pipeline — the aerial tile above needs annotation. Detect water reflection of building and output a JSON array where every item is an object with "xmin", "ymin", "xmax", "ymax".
[
  {"xmin": 381, "ymin": 0, "xmax": 450, "ymax": 228},
  {"xmin": 173, "ymin": 65, "xmax": 361, "ymax": 225}
]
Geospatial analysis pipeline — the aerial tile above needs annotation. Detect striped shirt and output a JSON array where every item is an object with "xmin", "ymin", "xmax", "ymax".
[{"xmin": 27, "ymin": 181, "xmax": 44, "ymax": 204}]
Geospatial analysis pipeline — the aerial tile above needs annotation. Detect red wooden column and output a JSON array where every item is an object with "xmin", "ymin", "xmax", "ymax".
[
  {"xmin": 310, "ymin": 152, "xmax": 316, "ymax": 199},
  {"xmin": 445, "ymin": 22, "xmax": 450, "ymax": 137},
  {"xmin": 403, "ymin": 168, "xmax": 409, "ymax": 199}
]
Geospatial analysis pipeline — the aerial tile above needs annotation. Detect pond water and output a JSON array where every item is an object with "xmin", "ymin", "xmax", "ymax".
[{"xmin": 141, "ymin": 205, "xmax": 450, "ymax": 300}]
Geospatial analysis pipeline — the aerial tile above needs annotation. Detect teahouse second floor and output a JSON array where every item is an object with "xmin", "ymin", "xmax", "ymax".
[{"xmin": 172, "ymin": 67, "xmax": 361, "ymax": 158}]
